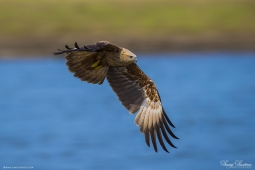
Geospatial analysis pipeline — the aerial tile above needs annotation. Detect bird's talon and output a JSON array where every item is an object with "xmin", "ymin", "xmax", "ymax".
[
  {"xmin": 95, "ymin": 65, "xmax": 103, "ymax": 70},
  {"xmin": 91, "ymin": 60, "xmax": 100, "ymax": 68}
]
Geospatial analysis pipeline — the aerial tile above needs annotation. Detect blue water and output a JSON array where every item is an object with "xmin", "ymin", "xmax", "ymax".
[{"xmin": 0, "ymin": 53, "xmax": 255, "ymax": 170}]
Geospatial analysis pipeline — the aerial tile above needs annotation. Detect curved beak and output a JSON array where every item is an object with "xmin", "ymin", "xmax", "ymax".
[{"xmin": 135, "ymin": 57, "xmax": 138, "ymax": 63}]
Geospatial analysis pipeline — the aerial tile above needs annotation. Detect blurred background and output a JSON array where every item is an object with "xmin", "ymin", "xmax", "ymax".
[
  {"xmin": 0, "ymin": 0, "xmax": 255, "ymax": 56},
  {"xmin": 0, "ymin": 0, "xmax": 255, "ymax": 170}
]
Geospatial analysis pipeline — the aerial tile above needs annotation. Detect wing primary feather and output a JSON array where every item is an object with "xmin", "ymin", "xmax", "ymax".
[
  {"xmin": 135, "ymin": 106, "xmax": 144, "ymax": 125},
  {"xmin": 156, "ymin": 89, "xmax": 176, "ymax": 128},
  {"xmin": 153, "ymin": 108, "xmax": 169, "ymax": 152},
  {"xmin": 65, "ymin": 45, "xmax": 72, "ymax": 50},
  {"xmin": 53, "ymin": 51, "xmax": 65, "ymax": 55},
  {"xmin": 74, "ymin": 42, "xmax": 80, "ymax": 49},
  {"xmin": 160, "ymin": 123, "xmax": 177, "ymax": 148},
  {"xmin": 163, "ymin": 117, "xmax": 179, "ymax": 139},
  {"xmin": 143, "ymin": 106, "xmax": 150, "ymax": 133},
  {"xmin": 150, "ymin": 129, "xmax": 158, "ymax": 152},
  {"xmin": 156, "ymin": 126, "xmax": 169, "ymax": 153},
  {"xmin": 144, "ymin": 129, "xmax": 150, "ymax": 147},
  {"xmin": 162, "ymin": 107, "xmax": 176, "ymax": 128},
  {"xmin": 137, "ymin": 105, "xmax": 147, "ymax": 126},
  {"xmin": 55, "ymin": 41, "xmax": 113, "ymax": 55},
  {"xmin": 106, "ymin": 63, "xmax": 178, "ymax": 152}
]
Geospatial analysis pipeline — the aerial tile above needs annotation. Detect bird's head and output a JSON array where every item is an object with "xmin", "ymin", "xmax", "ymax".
[{"xmin": 120, "ymin": 48, "xmax": 137, "ymax": 63}]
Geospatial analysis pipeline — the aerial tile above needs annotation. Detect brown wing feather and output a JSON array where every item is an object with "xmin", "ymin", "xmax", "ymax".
[
  {"xmin": 106, "ymin": 63, "xmax": 178, "ymax": 153},
  {"xmin": 64, "ymin": 51, "xmax": 108, "ymax": 84},
  {"xmin": 53, "ymin": 41, "xmax": 120, "ymax": 84},
  {"xmin": 53, "ymin": 41, "xmax": 120, "ymax": 55}
]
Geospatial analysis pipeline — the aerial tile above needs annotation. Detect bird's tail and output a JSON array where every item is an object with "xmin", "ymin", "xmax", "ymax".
[{"xmin": 65, "ymin": 52, "xmax": 109, "ymax": 84}]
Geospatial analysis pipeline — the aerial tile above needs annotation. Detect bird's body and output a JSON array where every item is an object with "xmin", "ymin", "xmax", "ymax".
[{"xmin": 54, "ymin": 41, "xmax": 178, "ymax": 152}]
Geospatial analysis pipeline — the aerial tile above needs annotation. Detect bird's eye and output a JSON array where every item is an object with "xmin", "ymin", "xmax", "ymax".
[{"xmin": 130, "ymin": 56, "xmax": 133, "ymax": 58}]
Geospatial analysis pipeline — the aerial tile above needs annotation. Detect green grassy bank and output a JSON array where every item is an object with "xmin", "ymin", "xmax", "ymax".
[{"xmin": 0, "ymin": 0, "xmax": 255, "ymax": 56}]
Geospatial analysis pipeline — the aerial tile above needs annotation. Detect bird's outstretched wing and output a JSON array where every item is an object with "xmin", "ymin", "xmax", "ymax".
[
  {"xmin": 54, "ymin": 41, "xmax": 120, "ymax": 84},
  {"xmin": 106, "ymin": 63, "xmax": 178, "ymax": 152},
  {"xmin": 53, "ymin": 41, "xmax": 120, "ymax": 55}
]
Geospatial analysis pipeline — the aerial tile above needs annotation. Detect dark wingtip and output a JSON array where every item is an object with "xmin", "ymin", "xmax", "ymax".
[
  {"xmin": 171, "ymin": 144, "xmax": 177, "ymax": 148},
  {"xmin": 163, "ymin": 118, "xmax": 179, "ymax": 140},
  {"xmin": 151, "ymin": 130, "xmax": 158, "ymax": 152},
  {"xmin": 160, "ymin": 123, "xmax": 178, "ymax": 149},
  {"xmin": 156, "ymin": 126, "xmax": 170, "ymax": 153},
  {"xmin": 74, "ymin": 42, "xmax": 80, "ymax": 49},
  {"xmin": 145, "ymin": 130, "xmax": 150, "ymax": 147},
  {"xmin": 53, "ymin": 44, "xmax": 74, "ymax": 55},
  {"xmin": 162, "ymin": 147, "xmax": 169, "ymax": 153},
  {"xmin": 146, "ymin": 139, "xmax": 150, "ymax": 147},
  {"xmin": 172, "ymin": 135, "xmax": 179, "ymax": 140},
  {"xmin": 65, "ymin": 45, "xmax": 72, "ymax": 50},
  {"xmin": 53, "ymin": 51, "xmax": 64, "ymax": 55},
  {"xmin": 163, "ymin": 108, "xmax": 176, "ymax": 128}
]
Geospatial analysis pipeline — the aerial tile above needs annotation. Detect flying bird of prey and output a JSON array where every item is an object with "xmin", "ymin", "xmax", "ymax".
[{"xmin": 54, "ymin": 41, "xmax": 178, "ymax": 152}]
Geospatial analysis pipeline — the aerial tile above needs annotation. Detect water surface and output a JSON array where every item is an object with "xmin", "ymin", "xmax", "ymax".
[{"xmin": 0, "ymin": 53, "xmax": 255, "ymax": 170}]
